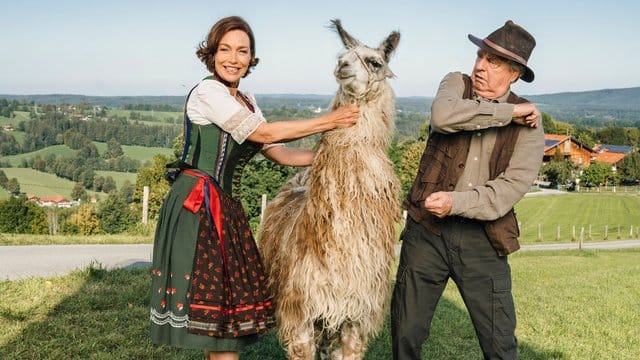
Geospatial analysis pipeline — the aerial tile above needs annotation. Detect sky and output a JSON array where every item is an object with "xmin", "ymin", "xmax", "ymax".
[{"xmin": 1, "ymin": 0, "xmax": 639, "ymax": 97}]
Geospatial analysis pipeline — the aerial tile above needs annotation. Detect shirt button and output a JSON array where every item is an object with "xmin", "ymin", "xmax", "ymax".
[
  {"xmin": 498, "ymin": 121, "xmax": 503, "ymax": 125},
  {"xmin": 476, "ymin": 132, "xmax": 482, "ymax": 137},
  {"xmin": 476, "ymin": 125, "xmax": 481, "ymax": 129},
  {"xmin": 468, "ymin": 182, "xmax": 473, "ymax": 187},
  {"xmin": 473, "ymin": 157, "xmax": 478, "ymax": 161}
]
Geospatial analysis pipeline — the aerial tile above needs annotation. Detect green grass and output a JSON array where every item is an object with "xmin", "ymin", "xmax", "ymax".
[
  {"xmin": 0, "ymin": 145, "xmax": 76, "ymax": 166},
  {"xmin": 106, "ymin": 109, "xmax": 182, "ymax": 125},
  {"xmin": 0, "ymin": 233, "xmax": 152, "ymax": 246},
  {"xmin": 0, "ymin": 168, "xmax": 102, "ymax": 200},
  {"xmin": 516, "ymin": 193, "xmax": 640, "ymax": 243},
  {"xmin": 94, "ymin": 170, "xmax": 137, "ymax": 188},
  {"xmin": 118, "ymin": 144, "xmax": 174, "ymax": 163},
  {"xmin": 0, "ymin": 142, "xmax": 173, "ymax": 167},
  {"xmin": 0, "ymin": 187, "xmax": 8, "ymax": 200},
  {"xmin": 0, "ymin": 249, "xmax": 637, "ymax": 359}
]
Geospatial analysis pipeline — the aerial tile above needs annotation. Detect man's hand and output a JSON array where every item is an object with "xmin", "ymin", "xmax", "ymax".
[
  {"xmin": 424, "ymin": 191, "xmax": 453, "ymax": 218},
  {"xmin": 512, "ymin": 103, "xmax": 540, "ymax": 128}
]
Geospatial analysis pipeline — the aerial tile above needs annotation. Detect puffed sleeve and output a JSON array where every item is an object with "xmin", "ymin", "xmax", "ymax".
[{"xmin": 186, "ymin": 79, "xmax": 266, "ymax": 143}]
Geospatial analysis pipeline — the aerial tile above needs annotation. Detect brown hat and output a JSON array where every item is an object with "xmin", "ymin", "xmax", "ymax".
[{"xmin": 468, "ymin": 20, "xmax": 536, "ymax": 82}]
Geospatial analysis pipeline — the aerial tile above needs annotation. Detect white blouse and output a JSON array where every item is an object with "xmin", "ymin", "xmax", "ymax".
[{"xmin": 186, "ymin": 79, "xmax": 265, "ymax": 144}]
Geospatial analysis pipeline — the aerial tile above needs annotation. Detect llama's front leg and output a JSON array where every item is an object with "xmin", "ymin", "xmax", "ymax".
[
  {"xmin": 339, "ymin": 321, "xmax": 366, "ymax": 360},
  {"xmin": 316, "ymin": 325, "xmax": 340, "ymax": 360},
  {"xmin": 285, "ymin": 320, "xmax": 316, "ymax": 360}
]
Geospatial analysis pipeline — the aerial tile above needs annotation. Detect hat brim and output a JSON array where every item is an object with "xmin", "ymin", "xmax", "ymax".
[{"xmin": 468, "ymin": 34, "xmax": 534, "ymax": 82}]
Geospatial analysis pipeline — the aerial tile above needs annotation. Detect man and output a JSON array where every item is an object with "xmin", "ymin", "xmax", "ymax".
[{"xmin": 391, "ymin": 20, "xmax": 544, "ymax": 360}]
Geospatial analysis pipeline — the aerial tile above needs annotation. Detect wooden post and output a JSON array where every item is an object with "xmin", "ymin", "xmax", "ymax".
[
  {"xmin": 556, "ymin": 225, "xmax": 561, "ymax": 242},
  {"xmin": 604, "ymin": 225, "xmax": 608, "ymax": 240},
  {"xmin": 572, "ymin": 225, "xmax": 576, "ymax": 242},
  {"xmin": 537, "ymin": 223, "xmax": 542, "ymax": 242},
  {"xmin": 588, "ymin": 224, "xmax": 592, "ymax": 240},
  {"xmin": 617, "ymin": 225, "xmax": 621, "ymax": 240},
  {"xmin": 142, "ymin": 186, "xmax": 149, "ymax": 225},
  {"xmin": 260, "ymin": 194, "xmax": 267, "ymax": 226},
  {"xmin": 579, "ymin": 227, "xmax": 584, "ymax": 250}
]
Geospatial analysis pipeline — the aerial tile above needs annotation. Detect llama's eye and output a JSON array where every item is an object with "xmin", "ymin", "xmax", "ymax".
[{"xmin": 367, "ymin": 59, "xmax": 382, "ymax": 69}]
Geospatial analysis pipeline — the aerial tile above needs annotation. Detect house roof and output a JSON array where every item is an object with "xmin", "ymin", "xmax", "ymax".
[
  {"xmin": 543, "ymin": 134, "xmax": 594, "ymax": 153},
  {"xmin": 593, "ymin": 151, "xmax": 627, "ymax": 165},
  {"xmin": 543, "ymin": 134, "xmax": 570, "ymax": 151},
  {"xmin": 39, "ymin": 196, "xmax": 68, "ymax": 203},
  {"xmin": 593, "ymin": 144, "xmax": 634, "ymax": 154}
]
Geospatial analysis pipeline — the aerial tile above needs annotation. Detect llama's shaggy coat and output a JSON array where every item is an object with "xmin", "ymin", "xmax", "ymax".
[{"xmin": 259, "ymin": 20, "xmax": 401, "ymax": 359}]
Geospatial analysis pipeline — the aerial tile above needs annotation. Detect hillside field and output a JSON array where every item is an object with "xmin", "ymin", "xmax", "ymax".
[
  {"xmin": 1, "ymin": 143, "xmax": 173, "ymax": 167},
  {"xmin": 515, "ymin": 193, "xmax": 640, "ymax": 242},
  {"xmin": 0, "ymin": 168, "xmax": 102, "ymax": 200}
]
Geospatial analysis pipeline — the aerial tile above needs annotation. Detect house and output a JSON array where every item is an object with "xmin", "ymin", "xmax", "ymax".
[
  {"xmin": 27, "ymin": 195, "xmax": 78, "ymax": 208},
  {"xmin": 543, "ymin": 134, "xmax": 595, "ymax": 166},
  {"xmin": 592, "ymin": 144, "xmax": 635, "ymax": 170}
]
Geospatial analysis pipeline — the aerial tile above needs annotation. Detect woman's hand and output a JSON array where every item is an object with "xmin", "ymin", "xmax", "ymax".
[{"xmin": 325, "ymin": 105, "xmax": 360, "ymax": 128}]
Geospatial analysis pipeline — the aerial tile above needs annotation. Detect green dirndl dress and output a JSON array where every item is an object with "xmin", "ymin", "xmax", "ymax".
[{"xmin": 150, "ymin": 89, "xmax": 275, "ymax": 351}]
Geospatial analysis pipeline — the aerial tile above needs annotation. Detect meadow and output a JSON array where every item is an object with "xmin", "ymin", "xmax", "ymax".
[
  {"xmin": 0, "ymin": 248, "xmax": 637, "ymax": 359},
  {"xmin": 1, "ymin": 142, "xmax": 173, "ymax": 167},
  {"xmin": 0, "ymin": 168, "xmax": 103, "ymax": 200},
  {"xmin": 515, "ymin": 193, "xmax": 640, "ymax": 242}
]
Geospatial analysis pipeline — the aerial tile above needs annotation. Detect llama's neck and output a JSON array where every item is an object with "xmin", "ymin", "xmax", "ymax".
[{"xmin": 322, "ymin": 84, "xmax": 395, "ymax": 150}]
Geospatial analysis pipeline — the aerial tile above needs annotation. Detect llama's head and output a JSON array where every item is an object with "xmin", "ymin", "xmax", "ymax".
[{"xmin": 330, "ymin": 19, "xmax": 400, "ymax": 100}]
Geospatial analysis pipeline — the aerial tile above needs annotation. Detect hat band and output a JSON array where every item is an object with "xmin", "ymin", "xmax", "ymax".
[{"xmin": 484, "ymin": 38, "xmax": 528, "ymax": 65}]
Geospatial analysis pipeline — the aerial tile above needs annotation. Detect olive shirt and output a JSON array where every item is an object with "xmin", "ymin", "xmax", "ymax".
[{"xmin": 430, "ymin": 71, "xmax": 544, "ymax": 221}]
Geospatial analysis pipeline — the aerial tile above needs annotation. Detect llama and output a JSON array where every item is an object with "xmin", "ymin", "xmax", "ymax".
[{"xmin": 258, "ymin": 20, "xmax": 401, "ymax": 359}]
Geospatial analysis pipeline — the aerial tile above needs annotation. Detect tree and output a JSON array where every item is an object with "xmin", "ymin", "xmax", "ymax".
[
  {"xmin": 0, "ymin": 133, "xmax": 21, "ymax": 155},
  {"xmin": 397, "ymin": 140, "xmax": 426, "ymax": 196},
  {"xmin": 120, "ymin": 180, "xmax": 135, "ymax": 203},
  {"xmin": 64, "ymin": 204, "xmax": 101, "ymax": 235},
  {"xmin": 539, "ymin": 161, "xmax": 573, "ymax": 186},
  {"xmin": 0, "ymin": 170, "xmax": 8, "ymax": 189},
  {"xmin": 93, "ymin": 176, "xmax": 105, "ymax": 192},
  {"xmin": 71, "ymin": 182, "xmax": 86, "ymax": 201},
  {"xmin": 102, "ymin": 176, "xmax": 117, "ymax": 193},
  {"xmin": 0, "ymin": 196, "xmax": 47, "ymax": 234},
  {"xmin": 581, "ymin": 162, "xmax": 615, "ymax": 187},
  {"xmin": 240, "ymin": 157, "xmax": 298, "ymax": 230},
  {"xmin": 134, "ymin": 154, "xmax": 172, "ymax": 220},
  {"xmin": 6, "ymin": 178, "xmax": 20, "ymax": 195},
  {"xmin": 104, "ymin": 138, "xmax": 124, "ymax": 159},
  {"xmin": 618, "ymin": 152, "xmax": 640, "ymax": 182},
  {"xmin": 96, "ymin": 193, "xmax": 136, "ymax": 234}
]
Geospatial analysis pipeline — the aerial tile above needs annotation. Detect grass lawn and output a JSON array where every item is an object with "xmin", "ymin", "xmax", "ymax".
[
  {"xmin": 0, "ymin": 233, "xmax": 152, "ymax": 246},
  {"xmin": 516, "ymin": 193, "xmax": 640, "ymax": 243},
  {"xmin": 0, "ymin": 249, "xmax": 637, "ymax": 359},
  {"xmin": 94, "ymin": 170, "xmax": 137, "ymax": 188},
  {"xmin": 0, "ymin": 168, "xmax": 103, "ymax": 200},
  {"xmin": 0, "ymin": 145, "xmax": 76, "ymax": 166}
]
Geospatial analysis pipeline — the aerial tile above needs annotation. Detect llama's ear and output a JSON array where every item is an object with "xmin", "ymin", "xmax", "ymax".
[
  {"xmin": 379, "ymin": 31, "xmax": 400, "ymax": 62},
  {"xmin": 329, "ymin": 19, "xmax": 359, "ymax": 49}
]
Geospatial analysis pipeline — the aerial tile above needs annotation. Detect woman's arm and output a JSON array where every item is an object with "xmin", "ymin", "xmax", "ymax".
[
  {"xmin": 261, "ymin": 145, "xmax": 315, "ymax": 166},
  {"xmin": 246, "ymin": 105, "xmax": 359, "ymax": 144}
]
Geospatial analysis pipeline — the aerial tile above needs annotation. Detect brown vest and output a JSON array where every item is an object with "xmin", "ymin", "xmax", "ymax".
[{"xmin": 403, "ymin": 74, "xmax": 528, "ymax": 256}]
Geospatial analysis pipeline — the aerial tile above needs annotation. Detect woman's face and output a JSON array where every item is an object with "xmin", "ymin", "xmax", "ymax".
[{"xmin": 214, "ymin": 29, "xmax": 252, "ymax": 84}]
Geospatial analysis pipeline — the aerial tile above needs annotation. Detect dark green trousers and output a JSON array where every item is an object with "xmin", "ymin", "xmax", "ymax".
[{"xmin": 391, "ymin": 217, "xmax": 517, "ymax": 360}]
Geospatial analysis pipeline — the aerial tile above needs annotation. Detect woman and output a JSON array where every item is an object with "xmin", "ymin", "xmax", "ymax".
[{"xmin": 149, "ymin": 16, "xmax": 359, "ymax": 360}]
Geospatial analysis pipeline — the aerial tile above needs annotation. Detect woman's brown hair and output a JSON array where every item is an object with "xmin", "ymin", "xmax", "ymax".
[{"xmin": 196, "ymin": 16, "xmax": 259, "ymax": 78}]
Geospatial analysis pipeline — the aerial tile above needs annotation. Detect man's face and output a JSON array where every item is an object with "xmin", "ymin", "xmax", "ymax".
[{"xmin": 471, "ymin": 50, "xmax": 520, "ymax": 100}]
